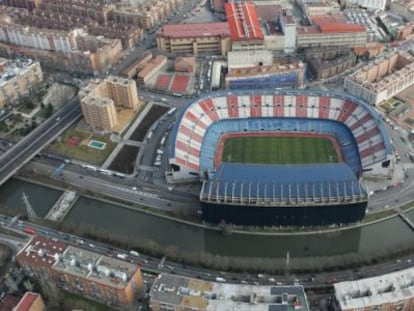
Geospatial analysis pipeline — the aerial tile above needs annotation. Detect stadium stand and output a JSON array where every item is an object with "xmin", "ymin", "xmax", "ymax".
[{"xmin": 167, "ymin": 90, "xmax": 393, "ymax": 226}]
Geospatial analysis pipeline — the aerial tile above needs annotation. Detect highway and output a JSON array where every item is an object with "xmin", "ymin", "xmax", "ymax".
[
  {"xmin": 0, "ymin": 97, "xmax": 81, "ymax": 186},
  {"xmin": 1, "ymin": 213, "xmax": 414, "ymax": 291}
]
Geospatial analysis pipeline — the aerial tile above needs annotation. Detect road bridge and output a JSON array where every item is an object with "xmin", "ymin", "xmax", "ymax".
[{"xmin": 0, "ymin": 97, "xmax": 81, "ymax": 186}]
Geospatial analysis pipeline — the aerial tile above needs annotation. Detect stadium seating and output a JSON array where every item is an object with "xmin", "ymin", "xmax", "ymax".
[{"xmin": 171, "ymin": 91, "xmax": 391, "ymax": 176}]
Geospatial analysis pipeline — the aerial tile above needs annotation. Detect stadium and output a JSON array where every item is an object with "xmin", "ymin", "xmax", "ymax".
[{"xmin": 168, "ymin": 90, "xmax": 393, "ymax": 227}]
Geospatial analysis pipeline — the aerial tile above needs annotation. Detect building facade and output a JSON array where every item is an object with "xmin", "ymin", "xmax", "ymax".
[
  {"xmin": 80, "ymin": 76, "xmax": 140, "ymax": 132},
  {"xmin": 157, "ymin": 23, "xmax": 231, "ymax": 56},
  {"xmin": 0, "ymin": 19, "xmax": 122, "ymax": 74},
  {"xmin": 0, "ymin": 57, "xmax": 43, "ymax": 108},
  {"xmin": 17, "ymin": 236, "xmax": 143, "ymax": 309},
  {"xmin": 344, "ymin": 51, "xmax": 414, "ymax": 105},
  {"xmin": 297, "ymin": 24, "xmax": 367, "ymax": 48},
  {"xmin": 306, "ymin": 47, "xmax": 356, "ymax": 80},
  {"xmin": 225, "ymin": 61, "xmax": 305, "ymax": 89}
]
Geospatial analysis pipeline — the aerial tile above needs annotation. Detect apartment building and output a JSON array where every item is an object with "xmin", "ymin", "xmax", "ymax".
[
  {"xmin": 156, "ymin": 23, "xmax": 231, "ymax": 56},
  {"xmin": 17, "ymin": 236, "xmax": 143, "ymax": 308},
  {"xmin": 306, "ymin": 47, "xmax": 356, "ymax": 80},
  {"xmin": 344, "ymin": 51, "xmax": 414, "ymax": 105},
  {"xmin": 0, "ymin": 57, "xmax": 43, "ymax": 108},
  {"xmin": 111, "ymin": 0, "xmax": 182, "ymax": 30},
  {"xmin": 334, "ymin": 266, "xmax": 414, "ymax": 310},
  {"xmin": 80, "ymin": 76, "xmax": 140, "ymax": 132},
  {"xmin": 0, "ymin": 19, "xmax": 122, "ymax": 74},
  {"xmin": 150, "ymin": 273, "xmax": 310, "ymax": 311},
  {"xmin": 390, "ymin": 0, "xmax": 414, "ymax": 22}
]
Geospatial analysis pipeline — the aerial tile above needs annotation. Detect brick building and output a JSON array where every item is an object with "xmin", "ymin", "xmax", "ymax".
[{"xmin": 13, "ymin": 292, "xmax": 45, "ymax": 311}]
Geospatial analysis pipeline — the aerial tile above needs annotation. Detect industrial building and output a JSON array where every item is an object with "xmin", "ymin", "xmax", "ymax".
[
  {"xmin": 156, "ymin": 23, "xmax": 231, "ymax": 56},
  {"xmin": 80, "ymin": 76, "xmax": 140, "ymax": 132},
  {"xmin": 296, "ymin": 23, "xmax": 367, "ymax": 48},
  {"xmin": 297, "ymin": 0, "xmax": 341, "ymax": 17},
  {"xmin": 334, "ymin": 266, "xmax": 414, "ymax": 310},
  {"xmin": 149, "ymin": 273, "xmax": 310, "ymax": 311},
  {"xmin": 225, "ymin": 61, "xmax": 305, "ymax": 89},
  {"xmin": 0, "ymin": 57, "xmax": 43, "ymax": 108},
  {"xmin": 224, "ymin": 1, "xmax": 264, "ymax": 51},
  {"xmin": 17, "ymin": 236, "xmax": 143, "ymax": 309},
  {"xmin": 121, "ymin": 52, "xmax": 153, "ymax": 79},
  {"xmin": 344, "ymin": 51, "xmax": 414, "ymax": 106},
  {"xmin": 137, "ymin": 55, "xmax": 167, "ymax": 85},
  {"xmin": 306, "ymin": 47, "xmax": 356, "ymax": 80}
]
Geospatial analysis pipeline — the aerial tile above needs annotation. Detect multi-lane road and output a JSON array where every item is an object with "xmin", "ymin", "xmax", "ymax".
[
  {"xmin": 0, "ymin": 97, "xmax": 81, "ymax": 186},
  {"xmin": 2, "ymin": 213, "xmax": 414, "ymax": 292}
]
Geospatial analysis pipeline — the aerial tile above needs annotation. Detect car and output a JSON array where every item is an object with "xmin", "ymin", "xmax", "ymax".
[
  {"xmin": 55, "ymin": 117, "xmax": 61, "ymax": 122},
  {"xmin": 132, "ymin": 187, "xmax": 137, "ymax": 191}
]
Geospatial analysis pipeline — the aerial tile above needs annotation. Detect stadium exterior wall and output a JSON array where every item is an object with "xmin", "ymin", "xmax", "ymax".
[{"xmin": 200, "ymin": 200, "xmax": 368, "ymax": 227}]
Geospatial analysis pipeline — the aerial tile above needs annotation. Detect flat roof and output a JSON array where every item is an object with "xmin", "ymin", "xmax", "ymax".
[
  {"xmin": 202, "ymin": 162, "xmax": 365, "ymax": 200},
  {"xmin": 17, "ymin": 236, "xmax": 139, "ymax": 289},
  {"xmin": 225, "ymin": 1, "xmax": 264, "ymax": 41},
  {"xmin": 150, "ymin": 273, "xmax": 309, "ymax": 311},
  {"xmin": 158, "ymin": 23, "xmax": 230, "ymax": 39},
  {"xmin": 14, "ymin": 292, "xmax": 41, "ymax": 311},
  {"xmin": 334, "ymin": 266, "xmax": 414, "ymax": 310},
  {"xmin": 319, "ymin": 23, "xmax": 365, "ymax": 33}
]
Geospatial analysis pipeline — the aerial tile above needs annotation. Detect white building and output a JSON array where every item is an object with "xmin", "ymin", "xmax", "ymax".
[{"xmin": 334, "ymin": 266, "xmax": 414, "ymax": 310}]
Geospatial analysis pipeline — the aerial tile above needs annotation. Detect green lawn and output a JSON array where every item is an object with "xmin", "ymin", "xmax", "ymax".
[{"xmin": 222, "ymin": 136, "xmax": 339, "ymax": 165}]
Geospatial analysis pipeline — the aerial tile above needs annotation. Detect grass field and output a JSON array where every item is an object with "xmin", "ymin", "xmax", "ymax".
[{"xmin": 222, "ymin": 136, "xmax": 339, "ymax": 165}]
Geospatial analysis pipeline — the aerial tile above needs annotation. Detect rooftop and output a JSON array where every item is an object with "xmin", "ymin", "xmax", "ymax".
[
  {"xmin": 227, "ymin": 61, "xmax": 304, "ymax": 78},
  {"xmin": 13, "ymin": 292, "xmax": 41, "ymax": 311},
  {"xmin": 17, "ymin": 236, "xmax": 139, "ymax": 289},
  {"xmin": 334, "ymin": 266, "xmax": 414, "ymax": 309},
  {"xmin": 150, "ymin": 274, "xmax": 310, "ymax": 311},
  {"xmin": 225, "ymin": 1, "xmax": 264, "ymax": 41},
  {"xmin": 157, "ymin": 22, "xmax": 230, "ymax": 38},
  {"xmin": 0, "ymin": 57, "xmax": 37, "ymax": 87}
]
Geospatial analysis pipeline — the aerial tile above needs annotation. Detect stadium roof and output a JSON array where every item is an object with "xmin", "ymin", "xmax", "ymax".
[
  {"xmin": 157, "ymin": 23, "xmax": 230, "ymax": 39},
  {"xmin": 225, "ymin": 1, "xmax": 264, "ymax": 41},
  {"xmin": 201, "ymin": 163, "xmax": 367, "ymax": 203}
]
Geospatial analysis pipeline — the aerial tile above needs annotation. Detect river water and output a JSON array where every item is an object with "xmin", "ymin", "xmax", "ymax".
[{"xmin": 1, "ymin": 179, "xmax": 414, "ymax": 258}]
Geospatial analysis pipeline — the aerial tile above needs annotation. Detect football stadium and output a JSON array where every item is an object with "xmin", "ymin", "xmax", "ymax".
[{"xmin": 168, "ymin": 90, "xmax": 393, "ymax": 227}]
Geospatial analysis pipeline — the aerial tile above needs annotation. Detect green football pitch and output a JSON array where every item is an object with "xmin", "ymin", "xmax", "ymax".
[{"xmin": 221, "ymin": 136, "xmax": 339, "ymax": 165}]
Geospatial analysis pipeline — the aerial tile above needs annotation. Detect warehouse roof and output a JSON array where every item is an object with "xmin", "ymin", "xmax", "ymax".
[{"xmin": 225, "ymin": 1, "xmax": 264, "ymax": 41}]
